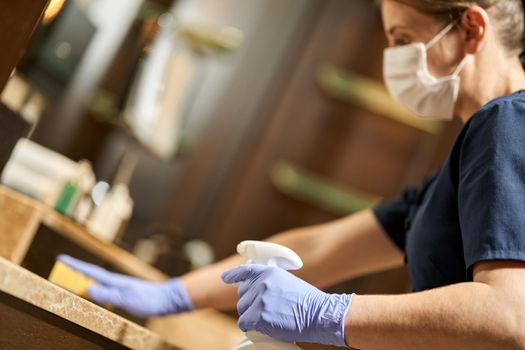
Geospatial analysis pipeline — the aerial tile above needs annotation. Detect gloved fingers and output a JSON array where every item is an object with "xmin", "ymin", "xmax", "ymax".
[
  {"xmin": 58, "ymin": 255, "xmax": 133, "ymax": 288},
  {"xmin": 237, "ymin": 300, "xmax": 263, "ymax": 333},
  {"xmin": 221, "ymin": 264, "xmax": 268, "ymax": 285},
  {"xmin": 238, "ymin": 280, "xmax": 253, "ymax": 296},
  {"xmin": 237, "ymin": 272, "xmax": 268, "ymax": 298},
  {"xmin": 87, "ymin": 285, "xmax": 124, "ymax": 307},
  {"xmin": 237, "ymin": 282, "xmax": 265, "ymax": 315}
]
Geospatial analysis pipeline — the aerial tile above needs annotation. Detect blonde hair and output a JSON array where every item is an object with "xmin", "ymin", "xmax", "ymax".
[{"xmin": 386, "ymin": 0, "xmax": 525, "ymax": 59}]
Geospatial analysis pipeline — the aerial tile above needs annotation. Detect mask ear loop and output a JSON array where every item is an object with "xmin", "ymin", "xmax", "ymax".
[
  {"xmin": 425, "ymin": 20, "xmax": 459, "ymax": 50},
  {"xmin": 425, "ymin": 19, "xmax": 467, "ymax": 79},
  {"xmin": 451, "ymin": 55, "xmax": 468, "ymax": 77}
]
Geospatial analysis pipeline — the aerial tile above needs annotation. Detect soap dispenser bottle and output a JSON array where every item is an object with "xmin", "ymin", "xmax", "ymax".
[{"xmin": 232, "ymin": 240, "xmax": 303, "ymax": 350}]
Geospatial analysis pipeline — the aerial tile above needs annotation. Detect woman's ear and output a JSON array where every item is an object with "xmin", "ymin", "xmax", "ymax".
[{"xmin": 460, "ymin": 5, "xmax": 490, "ymax": 54}]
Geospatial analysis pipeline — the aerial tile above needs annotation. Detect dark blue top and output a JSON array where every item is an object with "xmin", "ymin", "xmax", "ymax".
[{"xmin": 373, "ymin": 91, "xmax": 525, "ymax": 291}]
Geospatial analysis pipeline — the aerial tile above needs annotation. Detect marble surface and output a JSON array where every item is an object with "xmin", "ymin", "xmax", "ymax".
[{"xmin": 0, "ymin": 257, "xmax": 179, "ymax": 350}]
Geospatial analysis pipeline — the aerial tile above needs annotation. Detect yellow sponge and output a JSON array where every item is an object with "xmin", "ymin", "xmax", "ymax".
[{"xmin": 49, "ymin": 261, "xmax": 95, "ymax": 298}]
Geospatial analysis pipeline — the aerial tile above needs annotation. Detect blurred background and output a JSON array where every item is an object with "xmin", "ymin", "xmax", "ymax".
[{"xmin": 1, "ymin": 0, "xmax": 464, "ymax": 347}]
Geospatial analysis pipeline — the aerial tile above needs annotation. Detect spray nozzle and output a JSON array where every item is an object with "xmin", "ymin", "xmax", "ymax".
[{"xmin": 236, "ymin": 241, "xmax": 303, "ymax": 270}]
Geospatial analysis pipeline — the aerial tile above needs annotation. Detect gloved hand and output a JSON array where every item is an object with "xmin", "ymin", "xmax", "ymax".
[
  {"xmin": 222, "ymin": 264, "xmax": 354, "ymax": 347},
  {"xmin": 58, "ymin": 255, "xmax": 194, "ymax": 318}
]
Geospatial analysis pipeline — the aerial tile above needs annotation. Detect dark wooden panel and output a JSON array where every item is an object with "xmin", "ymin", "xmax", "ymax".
[
  {"xmin": 0, "ymin": 0, "xmax": 49, "ymax": 91},
  {"xmin": 0, "ymin": 290, "xmax": 128, "ymax": 350},
  {"xmin": 202, "ymin": 0, "xmax": 420, "ymax": 258},
  {"xmin": 0, "ymin": 104, "xmax": 30, "ymax": 173},
  {"xmin": 197, "ymin": 0, "xmax": 459, "ymax": 261},
  {"xmin": 156, "ymin": 0, "xmax": 326, "ymax": 243},
  {"xmin": 22, "ymin": 225, "xmax": 109, "ymax": 280}
]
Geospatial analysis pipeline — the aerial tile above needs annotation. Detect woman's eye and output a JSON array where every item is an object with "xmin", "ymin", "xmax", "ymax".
[{"xmin": 394, "ymin": 36, "xmax": 411, "ymax": 46}]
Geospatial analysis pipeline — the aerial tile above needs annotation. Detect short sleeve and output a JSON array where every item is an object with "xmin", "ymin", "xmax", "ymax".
[
  {"xmin": 373, "ymin": 174, "xmax": 437, "ymax": 252},
  {"xmin": 458, "ymin": 100, "xmax": 525, "ymax": 272}
]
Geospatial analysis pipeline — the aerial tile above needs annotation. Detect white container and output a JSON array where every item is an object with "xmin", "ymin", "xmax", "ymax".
[
  {"xmin": 6, "ymin": 138, "xmax": 79, "ymax": 182},
  {"xmin": 86, "ymin": 184, "xmax": 133, "ymax": 242},
  {"xmin": 1, "ymin": 138, "xmax": 83, "ymax": 205},
  {"xmin": 1, "ymin": 161, "xmax": 62, "ymax": 205}
]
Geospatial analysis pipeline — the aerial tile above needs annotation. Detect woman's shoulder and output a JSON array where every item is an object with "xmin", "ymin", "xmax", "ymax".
[
  {"xmin": 472, "ymin": 90, "xmax": 525, "ymax": 124},
  {"xmin": 457, "ymin": 90, "xmax": 525, "ymax": 164}
]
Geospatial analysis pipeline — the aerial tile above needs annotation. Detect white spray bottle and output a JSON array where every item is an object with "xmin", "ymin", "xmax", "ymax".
[{"xmin": 232, "ymin": 240, "xmax": 303, "ymax": 350}]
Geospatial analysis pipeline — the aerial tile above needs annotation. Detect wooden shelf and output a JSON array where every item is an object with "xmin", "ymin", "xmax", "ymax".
[
  {"xmin": 41, "ymin": 209, "xmax": 168, "ymax": 282},
  {"xmin": 271, "ymin": 162, "xmax": 380, "ymax": 215},
  {"xmin": 0, "ymin": 185, "xmax": 167, "ymax": 281}
]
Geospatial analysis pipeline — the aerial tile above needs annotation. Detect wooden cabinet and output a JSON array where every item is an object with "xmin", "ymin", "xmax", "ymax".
[{"xmin": 0, "ymin": 0, "xmax": 49, "ymax": 91}]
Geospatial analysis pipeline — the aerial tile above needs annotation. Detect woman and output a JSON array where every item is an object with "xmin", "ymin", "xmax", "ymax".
[{"xmin": 61, "ymin": 0, "xmax": 525, "ymax": 348}]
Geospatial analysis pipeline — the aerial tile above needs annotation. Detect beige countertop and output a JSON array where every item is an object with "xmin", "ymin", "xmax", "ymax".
[{"xmin": 0, "ymin": 256, "xmax": 179, "ymax": 350}]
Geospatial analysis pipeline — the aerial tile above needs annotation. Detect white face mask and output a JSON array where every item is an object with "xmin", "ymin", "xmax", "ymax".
[{"xmin": 383, "ymin": 21, "xmax": 467, "ymax": 121}]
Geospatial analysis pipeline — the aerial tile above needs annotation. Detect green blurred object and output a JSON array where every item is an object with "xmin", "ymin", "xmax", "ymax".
[
  {"xmin": 271, "ymin": 162, "xmax": 380, "ymax": 215},
  {"xmin": 55, "ymin": 181, "xmax": 81, "ymax": 216},
  {"xmin": 317, "ymin": 65, "xmax": 444, "ymax": 134},
  {"xmin": 178, "ymin": 24, "xmax": 244, "ymax": 54},
  {"xmin": 89, "ymin": 89, "xmax": 119, "ymax": 123}
]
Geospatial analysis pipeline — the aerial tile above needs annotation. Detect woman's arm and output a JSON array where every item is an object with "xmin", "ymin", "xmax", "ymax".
[
  {"xmin": 345, "ymin": 260, "xmax": 525, "ymax": 350},
  {"xmin": 181, "ymin": 209, "xmax": 404, "ymax": 310}
]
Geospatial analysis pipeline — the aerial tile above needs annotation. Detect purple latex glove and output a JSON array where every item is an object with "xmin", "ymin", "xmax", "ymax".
[
  {"xmin": 58, "ymin": 255, "xmax": 193, "ymax": 318},
  {"xmin": 222, "ymin": 264, "xmax": 353, "ymax": 347}
]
